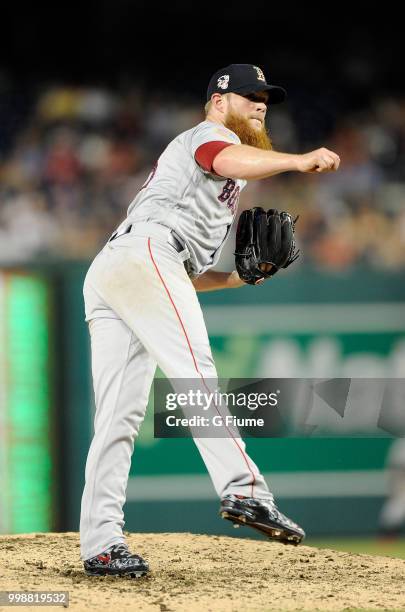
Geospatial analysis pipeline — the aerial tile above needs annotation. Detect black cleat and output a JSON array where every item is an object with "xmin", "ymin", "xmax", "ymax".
[
  {"xmin": 220, "ymin": 494, "xmax": 305, "ymax": 545},
  {"xmin": 83, "ymin": 543, "xmax": 149, "ymax": 577}
]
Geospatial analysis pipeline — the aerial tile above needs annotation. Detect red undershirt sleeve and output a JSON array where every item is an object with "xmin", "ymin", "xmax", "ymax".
[{"xmin": 194, "ymin": 141, "xmax": 233, "ymax": 174}]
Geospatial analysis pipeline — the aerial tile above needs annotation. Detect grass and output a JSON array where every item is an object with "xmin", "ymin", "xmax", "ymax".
[{"xmin": 306, "ymin": 536, "xmax": 405, "ymax": 560}]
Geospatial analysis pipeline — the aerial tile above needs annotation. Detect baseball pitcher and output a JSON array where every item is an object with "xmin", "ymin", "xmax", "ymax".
[{"xmin": 80, "ymin": 64, "xmax": 340, "ymax": 577}]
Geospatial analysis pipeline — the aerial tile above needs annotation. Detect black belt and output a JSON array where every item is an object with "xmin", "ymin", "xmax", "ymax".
[
  {"xmin": 108, "ymin": 224, "xmax": 133, "ymax": 242},
  {"xmin": 108, "ymin": 224, "xmax": 186, "ymax": 254}
]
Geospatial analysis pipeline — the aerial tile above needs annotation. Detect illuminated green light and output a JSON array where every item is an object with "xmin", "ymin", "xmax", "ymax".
[{"xmin": 4, "ymin": 274, "xmax": 53, "ymax": 533}]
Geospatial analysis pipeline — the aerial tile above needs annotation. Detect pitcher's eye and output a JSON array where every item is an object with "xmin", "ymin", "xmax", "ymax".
[{"xmin": 244, "ymin": 93, "xmax": 268, "ymax": 104}]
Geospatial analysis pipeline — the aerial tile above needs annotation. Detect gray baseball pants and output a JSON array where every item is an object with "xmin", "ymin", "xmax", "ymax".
[{"xmin": 80, "ymin": 222, "xmax": 272, "ymax": 561}]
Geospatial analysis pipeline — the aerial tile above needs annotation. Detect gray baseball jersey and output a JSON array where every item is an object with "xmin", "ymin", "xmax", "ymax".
[{"xmin": 126, "ymin": 120, "xmax": 247, "ymax": 276}]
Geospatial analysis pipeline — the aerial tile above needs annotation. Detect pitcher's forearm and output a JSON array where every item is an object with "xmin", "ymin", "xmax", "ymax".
[
  {"xmin": 213, "ymin": 144, "xmax": 299, "ymax": 180},
  {"xmin": 191, "ymin": 270, "xmax": 245, "ymax": 292}
]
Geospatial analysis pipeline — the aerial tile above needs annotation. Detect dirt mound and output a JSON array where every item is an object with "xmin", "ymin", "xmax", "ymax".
[{"xmin": 1, "ymin": 532, "xmax": 405, "ymax": 611}]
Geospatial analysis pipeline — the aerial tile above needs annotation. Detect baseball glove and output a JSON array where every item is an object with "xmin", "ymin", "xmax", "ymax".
[{"xmin": 234, "ymin": 207, "xmax": 300, "ymax": 285}]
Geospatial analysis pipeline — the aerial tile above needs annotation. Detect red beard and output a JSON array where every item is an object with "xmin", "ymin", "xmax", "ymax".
[{"xmin": 224, "ymin": 111, "xmax": 273, "ymax": 150}]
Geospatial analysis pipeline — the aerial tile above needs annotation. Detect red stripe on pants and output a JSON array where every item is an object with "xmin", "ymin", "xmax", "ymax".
[{"xmin": 148, "ymin": 237, "xmax": 256, "ymax": 498}]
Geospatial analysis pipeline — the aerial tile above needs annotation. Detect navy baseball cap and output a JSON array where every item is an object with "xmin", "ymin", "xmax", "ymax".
[{"xmin": 207, "ymin": 64, "xmax": 286, "ymax": 104}]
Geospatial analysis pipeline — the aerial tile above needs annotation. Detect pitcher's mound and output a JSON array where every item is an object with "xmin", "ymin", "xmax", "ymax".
[{"xmin": 1, "ymin": 532, "xmax": 405, "ymax": 611}]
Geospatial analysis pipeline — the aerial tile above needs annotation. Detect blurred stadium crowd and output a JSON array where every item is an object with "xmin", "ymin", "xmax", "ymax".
[{"xmin": 0, "ymin": 85, "xmax": 405, "ymax": 270}]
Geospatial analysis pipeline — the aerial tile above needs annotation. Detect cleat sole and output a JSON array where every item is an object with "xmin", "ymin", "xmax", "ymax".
[{"xmin": 220, "ymin": 508, "xmax": 303, "ymax": 545}]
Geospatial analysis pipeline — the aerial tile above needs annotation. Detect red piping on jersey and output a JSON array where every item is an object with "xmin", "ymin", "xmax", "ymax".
[
  {"xmin": 148, "ymin": 237, "xmax": 256, "ymax": 498},
  {"xmin": 194, "ymin": 141, "xmax": 233, "ymax": 173}
]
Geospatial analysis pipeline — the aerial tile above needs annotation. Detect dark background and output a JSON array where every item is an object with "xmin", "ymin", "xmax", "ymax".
[
  {"xmin": 1, "ymin": 3, "xmax": 402, "ymax": 98},
  {"xmin": 1, "ymin": 2, "xmax": 403, "ymax": 270}
]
